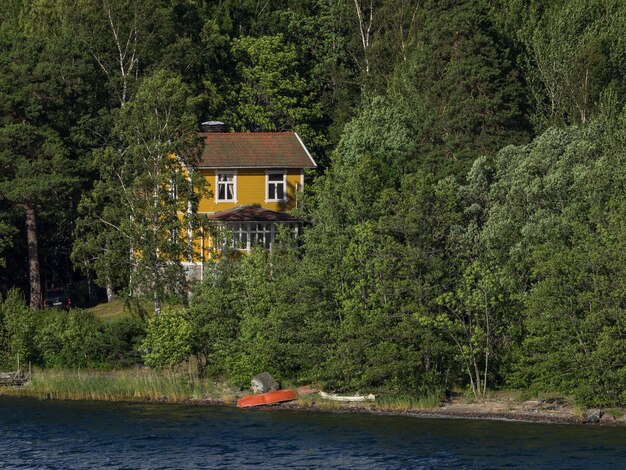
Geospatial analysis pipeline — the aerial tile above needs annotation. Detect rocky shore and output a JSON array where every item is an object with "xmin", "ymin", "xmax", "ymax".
[
  {"xmin": 275, "ymin": 395, "xmax": 626, "ymax": 427},
  {"xmin": 2, "ymin": 370, "xmax": 624, "ymax": 427}
]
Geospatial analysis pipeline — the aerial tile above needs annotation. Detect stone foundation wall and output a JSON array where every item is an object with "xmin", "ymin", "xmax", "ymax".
[{"xmin": 182, "ymin": 263, "xmax": 202, "ymax": 281}]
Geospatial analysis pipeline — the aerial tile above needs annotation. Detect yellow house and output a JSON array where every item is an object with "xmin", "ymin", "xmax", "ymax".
[{"xmin": 185, "ymin": 125, "xmax": 316, "ymax": 278}]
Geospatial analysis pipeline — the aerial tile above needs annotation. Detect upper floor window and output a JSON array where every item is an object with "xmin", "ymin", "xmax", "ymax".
[
  {"xmin": 216, "ymin": 172, "xmax": 236, "ymax": 202},
  {"xmin": 266, "ymin": 172, "xmax": 286, "ymax": 202}
]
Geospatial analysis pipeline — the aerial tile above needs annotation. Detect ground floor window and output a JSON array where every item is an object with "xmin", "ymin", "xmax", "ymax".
[{"xmin": 219, "ymin": 222, "xmax": 299, "ymax": 250}]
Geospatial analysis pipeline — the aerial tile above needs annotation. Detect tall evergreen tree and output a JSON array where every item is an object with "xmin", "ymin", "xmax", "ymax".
[
  {"xmin": 0, "ymin": 28, "xmax": 78, "ymax": 309},
  {"xmin": 389, "ymin": 0, "xmax": 529, "ymax": 179}
]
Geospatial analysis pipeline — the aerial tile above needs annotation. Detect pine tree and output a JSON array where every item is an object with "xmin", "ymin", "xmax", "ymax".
[
  {"xmin": 0, "ymin": 28, "xmax": 78, "ymax": 309},
  {"xmin": 390, "ymin": 0, "xmax": 529, "ymax": 179}
]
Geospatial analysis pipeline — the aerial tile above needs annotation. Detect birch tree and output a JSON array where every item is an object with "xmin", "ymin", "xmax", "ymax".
[
  {"xmin": 76, "ymin": 0, "xmax": 169, "ymax": 107},
  {"xmin": 352, "ymin": 0, "xmax": 374, "ymax": 76},
  {"xmin": 436, "ymin": 262, "xmax": 507, "ymax": 398},
  {"xmin": 74, "ymin": 71, "xmax": 208, "ymax": 315}
]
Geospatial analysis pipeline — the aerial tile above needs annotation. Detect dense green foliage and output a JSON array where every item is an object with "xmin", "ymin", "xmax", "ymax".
[
  {"xmin": 142, "ymin": 307, "xmax": 193, "ymax": 368},
  {"xmin": 0, "ymin": 0, "xmax": 624, "ymax": 407},
  {"xmin": 389, "ymin": 0, "xmax": 530, "ymax": 178},
  {"xmin": 487, "ymin": 119, "xmax": 626, "ymax": 406},
  {"xmin": 0, "ymin": 289, "xmax": 145, "ymax": 370},
  {"xmin": 72, "ymin": 71, "xmax": 208, "ymax": 314}
]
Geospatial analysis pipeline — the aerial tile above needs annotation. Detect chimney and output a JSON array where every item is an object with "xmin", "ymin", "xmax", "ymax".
[{"xmin": 201, "ymin": 121, "xmax": 225, "ymax": 133}]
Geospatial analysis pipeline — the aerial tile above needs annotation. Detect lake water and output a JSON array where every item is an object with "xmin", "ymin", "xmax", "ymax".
[{"xmin": 0, "ymin": 396, "xmax": 624, "ymax": 469}]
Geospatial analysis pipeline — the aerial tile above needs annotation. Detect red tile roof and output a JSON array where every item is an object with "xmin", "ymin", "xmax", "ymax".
[
  {"xmin": 206, "ymin": 205, "xmax": 301, "ymax": 222},
  {"xmin": 197, "ymin": 132, "xmax": 316, "ymax": 169}
]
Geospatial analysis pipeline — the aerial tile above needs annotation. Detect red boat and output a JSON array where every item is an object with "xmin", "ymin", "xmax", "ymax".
[{"xmin": 237, "ymin": 389, "xmax": 298, "ymax": 408}]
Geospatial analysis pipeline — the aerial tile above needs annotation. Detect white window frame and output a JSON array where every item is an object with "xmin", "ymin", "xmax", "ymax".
[
  {"xmin": 215, "ymin": 170, "xmax": 237, "ymax": 203},
  {"xmin": 204, "ymin": 212, "xmax": 301, "ymax": 254},
  {"xmin": 265, "ymin": 170, "xmax": 287, "ymax": 203},
  {"xmin": 231, "ymin": 222, "xmax": 276, "ymax": 251},
  {"xmin": 224, "ymin": 222, "xmax": 299, "ymax": 251}
]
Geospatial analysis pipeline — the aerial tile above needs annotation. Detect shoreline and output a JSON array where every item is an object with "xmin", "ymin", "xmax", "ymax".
[
  {"xmin": 267, "ymin": 398, "xmax": 625, "ymax": 427},
  {"xmin": 3, "ymin": 387, "xmax": 625, "ymax": 427},
  {"xmin": 1, "ymin": 368, "xmax": 623, "ymax": 427}
]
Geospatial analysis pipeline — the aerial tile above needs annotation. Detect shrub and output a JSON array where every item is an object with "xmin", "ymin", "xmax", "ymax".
[
  {"xmin": 34, "ymin": 309, "xmax": 105, "ymax": 368},
  {"xmin": 142, "ymin": 307, "xmax": 192, "ymax": 368},
  {"xmin": 101, "ymin": 316, "xmax": 146, "ymax": 367},
  {"xmin": 0, "ymin": 289, "xmax": 38, "ymax": 369}
]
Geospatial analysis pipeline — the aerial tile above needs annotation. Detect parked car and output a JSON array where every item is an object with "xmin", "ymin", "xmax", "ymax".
[{"xmin": 42, "ymin": 288, "xmax": 72, "ymax": 310}]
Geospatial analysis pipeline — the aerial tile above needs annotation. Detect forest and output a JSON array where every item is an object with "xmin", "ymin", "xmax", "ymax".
[{"xmin": 0, "ymin": 0, "xmax": 625, "ymax": 407}]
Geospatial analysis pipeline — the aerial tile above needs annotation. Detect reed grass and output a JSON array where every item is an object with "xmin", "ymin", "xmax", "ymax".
[
  {"xmin": 2, "ymin": 369, "xmax": 443, "ymax": 415},
  {"xmin": 376, "ymin": 392, "xmax": 442, "ymax": 412},
  {"xmin": 2, "ymin": 368, "xmax": 239, "ymax": 403}
]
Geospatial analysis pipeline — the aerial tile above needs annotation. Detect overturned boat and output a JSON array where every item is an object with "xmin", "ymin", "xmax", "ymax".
[
  {"xmin": 237, "ymin": 389, "xmax": 298, "ymax": 408},
  {"xmin": 319, "ymin": 391, "xmax": 375, "ymax": 402}
]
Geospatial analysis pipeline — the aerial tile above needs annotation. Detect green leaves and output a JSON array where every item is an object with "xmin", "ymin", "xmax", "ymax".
[
  {"xmin": 519, "ymin": 0, "xmax": 625, "ymax": 130},
  {"xmin": 222, "ymin": 34, "xmax": 325, "ymax": 150},
  {"xmin": 435, "ymin": 261, "xmax": 511, "ymax": 397},
  {"xmin": 0, "ymin": 290, "xmax": 145, "ymax": 370},
  {"xmin": 480, "ymin": 112, "xmax": 626, "ymax": 406},
  {"xmin": 142, "ymin": 307, "xmax": 193, "ymax": 369},
  {"xmin": 73, "ymin": 70, "xmax": 206, "ymax": 312},
  {"xmin": 389, "ymin": 0, "xmax": 529, "ymax": 179},
  {"xmin": 35, "ymin": 309, "xmax": 105, "ymax": 368},
  {"xmin": 0, "ymin": 289, "xmax": 36, "ymax": 368}
]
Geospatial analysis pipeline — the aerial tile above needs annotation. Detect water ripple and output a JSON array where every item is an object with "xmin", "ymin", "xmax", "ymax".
[{"xmin": 0, "ymin": 396, "xmax": 624, "ymax": 469}]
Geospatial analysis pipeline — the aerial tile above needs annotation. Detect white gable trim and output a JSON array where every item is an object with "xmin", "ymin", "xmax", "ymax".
[{"xmin": 294, "ymin": 132, "xmax": 317, "ymax": 168}]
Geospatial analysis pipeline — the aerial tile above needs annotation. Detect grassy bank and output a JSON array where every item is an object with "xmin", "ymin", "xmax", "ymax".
[
  {"xmin": 88, "ymin": 299, "xmax": 128, "ymax": 322},
  {"xmin": 1, "ymin": 368, "xmax": 239, "ymax": 403},
  {"xmin": 3, "ymin": 369, "xmax": 623, "ymax": 426},
  {"xmin": 2, "ymin": 368, "xmax": 444, "ymax": 413},
  {"xmin": 294, "ymin": 392, "xmax": 442, "ymax": 413}
]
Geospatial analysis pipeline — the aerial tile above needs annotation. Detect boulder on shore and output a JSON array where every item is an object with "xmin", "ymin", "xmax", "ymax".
[
  {"xmin": 585, "ymin": 409, "xmax": 603, "ymax": 424},
  {"xmin": 251, "ymin": 372, "xmax": 279, "ymax": 393},
  {"xmin": 599, "ymin": 413, "xmax": 615, "ymax": 424}
]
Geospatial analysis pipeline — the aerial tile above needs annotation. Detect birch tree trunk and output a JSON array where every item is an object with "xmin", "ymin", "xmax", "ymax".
[
  {"xmin": 353, "ymin": 0, "xmax": 374, "ymax": 75},
  {"xmin": 106, "ymin": 277, "xmax": 116, "ymax": 302},
  {"xmin": 86, "ymin": 265, "xmax": 98, "ymax": 305}
]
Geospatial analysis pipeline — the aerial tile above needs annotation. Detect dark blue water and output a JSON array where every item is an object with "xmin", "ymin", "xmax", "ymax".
[{"xmin": 0, "ymin": 396, "xmax": 624, "ymax": 469}]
